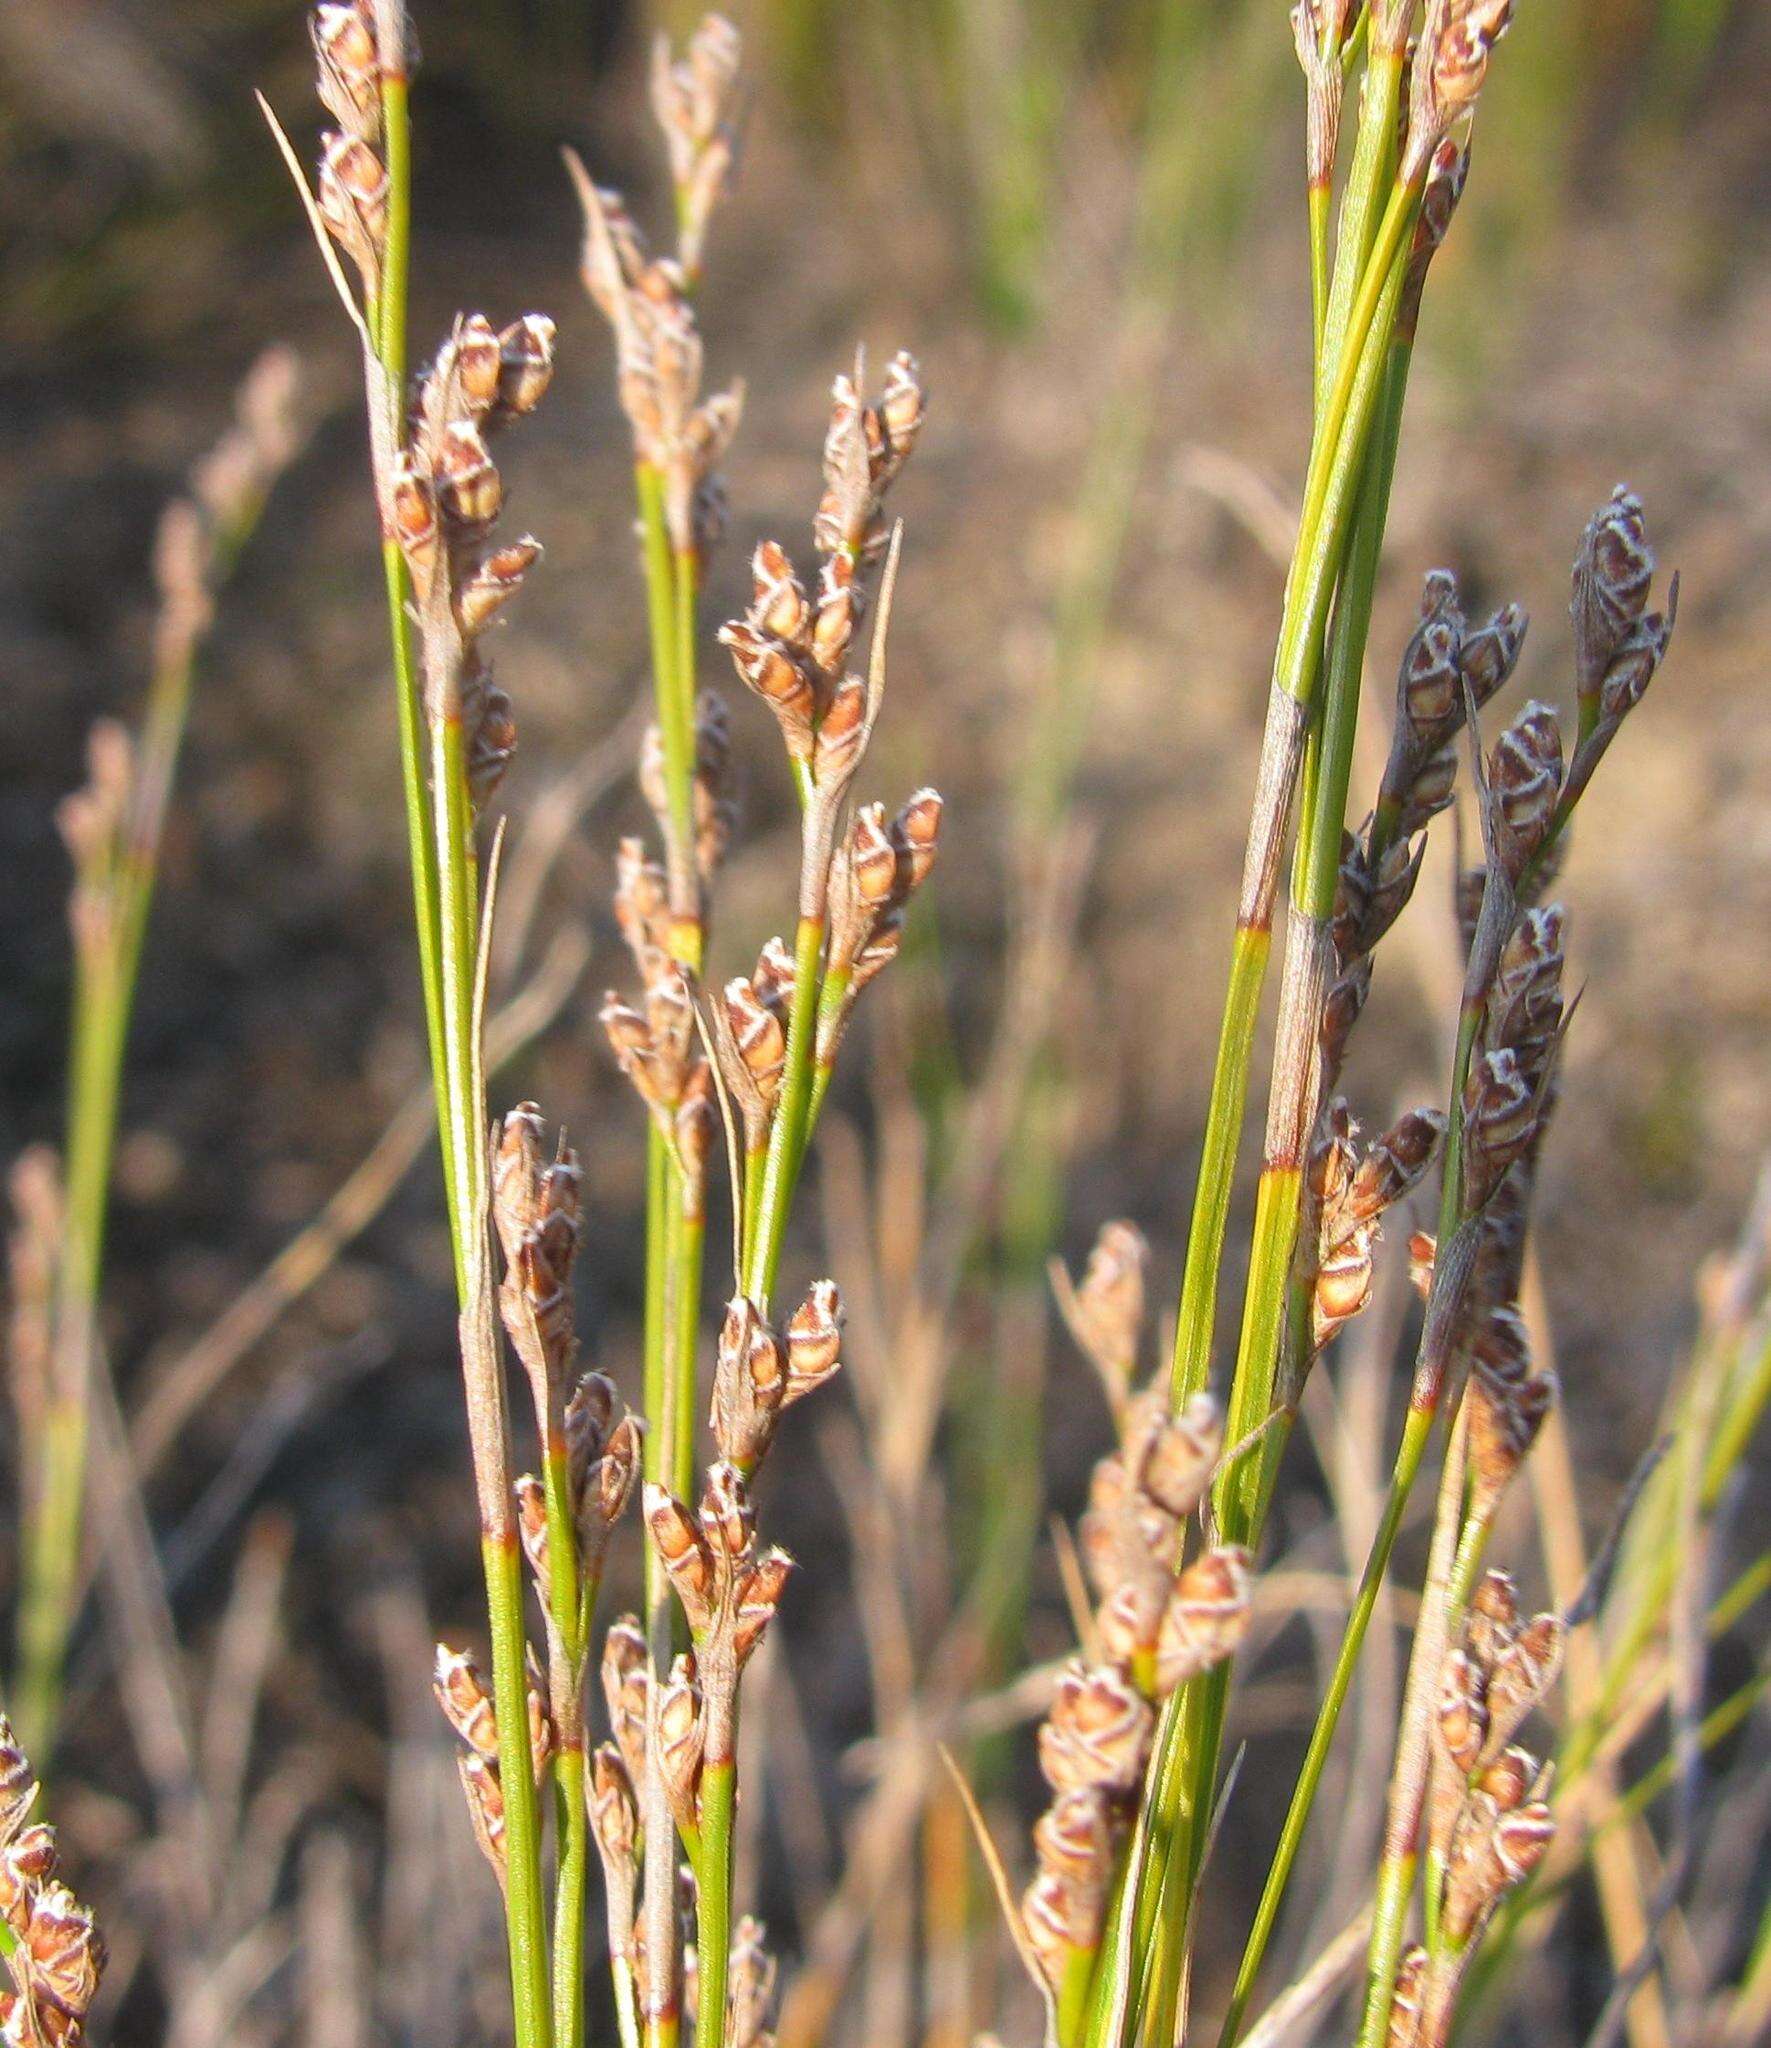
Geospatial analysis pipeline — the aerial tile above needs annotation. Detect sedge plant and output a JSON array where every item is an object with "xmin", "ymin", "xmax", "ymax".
[
  {"xmin": 291, "ymin": 12, "xmax": 941, "ymax": 2048},
  {"xmin": 8, "ymin": 349, "xmax": 301, "ymax": 1771},
  {"xmin": 1010, "ymin": 8, "xmax": 1692, "ymax": 2048}
]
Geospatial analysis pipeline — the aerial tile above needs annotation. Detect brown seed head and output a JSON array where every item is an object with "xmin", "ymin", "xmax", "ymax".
[
  {"xmin": 1139, "ymin": 1391, "xmax": 1222, "ymax": 1522},
  {"xmin": 1386, "ymin": 1944, "xmax": 1428, "ymax": 2048},
  {"xmin": 1478, "ymin": 1744, "xmax": 1539, "ymax": 1813},
  {"xmin": 1462, "ymin": 601, "xmax": 1529, "ymax": 709},
  {"xmin": 1481, "ymin": 1614, "xmax": 1565, "ymax": 1760},
  {"xmin": 456, "ymin": 1750, "xmax": 507, "ymax": 1887},
  {"xmin": 1313, "ymin": 1229, "xmax": 1375, "ymax": 1351},
  {"xmin": 712, "ymin": 1295, "xmax": 786, "ymax": 1467},
  {"xmin": 589, "ymin": 1742, "xmax": 638, "ymax": 1868},
  {"xmin": 752, "ymin": 540, "xmax": 810, "ymax": 647},
  {"xmin": 719, "ymin": 618, "xmax": 817, "ymax": 755},
  {"xmin": 1470, "ymin": 1369, "xmax": 1557, "ymax": 1515},
  {"xmin": 1572, "ymin": 486, "xmax": 1654, "ymax": 702},
  {"xmin": 1468, "ymin": 1568, "xmax": 1519, "ymax": 1670},
  {"xmin": 785, "ymin": 1279, "xmax": 844, "ymax": 1400},
  {"xmin": 453, "ymin": 312, "xmax": 504, "ymax": 413},
  {"xmin": 1462, "ymin": 1047, "xmax": 1537, "ymax": 1210},
  {"xmin": 514, "ymin": 1474, "xmax": 551, "ymax": 1595},
  {"xmin": 1487, "ymin": 1800, "xmax": 1555, "ymax": 1892},
  {"xmin": 1350, "ymin": 1108, "xmax": 1446, "ymax": 1222},
  {"xmin": 1320, "ymin": 955, "xmax": 1372, "ymax": 1079},
  {"xmin": 433, "ymin": 1645, "xmax": 500, "ymax": 1760},
  {"xmin": 1039, "ymin": 1662, "xmax": 1155, "ymax": 1796},
  {"xmin": 317, "ymin": 131, "xmax": 388, "ymax": 286},
  {"xmin": 1488, "ymin": 701, "xmax": 1563, "ymax": 877},
  {"xmin": 893, "ymin": 788, "xmax": 944, "ymax": 892},
  {"xmin": 1412, "ymin": 0, "xmax": 1514, "ymax": 179},
  {"xmin": 312, "ymin": 3, "xmax": 382, "ymax": 139},
  {"xmin": 0, "ymin": 1720, "xmax": 39, "ymax": 1851},
  {"xmin": 733, "ymin": 1546, "xmax": 793, "ymax": 1666},
  {"xmin": 602, "ymin": 1617, "xmax": 651, "ymax": 1786},
  {"xmin": 700, "ymin": 1459, "xmax": 755, "ymax": 1567},
  {"xmin": 457, "ymin": 534, "xmax": 542, "ymax": 637},
  {"xmin": 811, "ymin": 552, "xmax": 857, "ymax": 677},
  {"xmin": 1398, "ymin": 740, "xmax": 1460, "ymax": 840},
  {"xmin": 656, "ymin": 1652, "xmax": 705, "ymax": 1829},
  {"xmin": 1155, "ymin": 1545, "xmax": 1254, "ymax": 1695},
  {"xmin": 24, "ymin": 1881, "xmax": 104, "ymax": 2019},
  {"xmin": 1062, "ymin": 1219, "xmax": 1150, "ymax": 1396},
  {"xmin": 1436, "ymin": 1646, "xmax": 1488, "ymax": 1773},
  {"xmin": 1399, "ymin": 571, "xmax": 1466, "ymax": 736},
  {"xmin": 436, "ymin": 418, "xmax": 503, "ymax": 532},
  {"xmin": 496, "ymin": 315, "xmax": 557, "ymax": 420},
  {"xmin": 1032, "ymin": 1786, "xmax": 1116, "ymax": 1893},
  {"xmin": 724, "ymin": 978, "xmax": 786, "ymax": 1106},
  {"xmin": 646, "ymin": 1484, "xmax": 717, "ymax": 1634}
]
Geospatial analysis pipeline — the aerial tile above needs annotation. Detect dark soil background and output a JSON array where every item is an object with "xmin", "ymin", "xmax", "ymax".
[{"xmin": 2, "ymin": 2, "xmax": 1769, "ymax": 2042}]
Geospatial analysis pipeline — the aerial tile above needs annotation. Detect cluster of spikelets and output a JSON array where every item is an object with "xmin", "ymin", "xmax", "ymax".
[
  {"xmin": 433, "ymin": 1108, "xmax": 645, "ymax": 1887},
  {"xmin": 0, "ymin": 1721, "xmax": 103, "ymax": 2046},
  {"xmin": 561, "ymin": 18, "xmax": 947, "ymax": 2041},
  {"xmin": 385, "ymin": 316, "xmax": 556, "ymax": 806},
  {"xmin": 1022, "ymin": 1226, "xmax": 1254, "ymax": 1990},
  {"xmin": 313, "ymin": 1, "xmax": 557, "ymax": 812},
  {"xmin": 1387, "ymin": 1567, "xmax": 1564, "ymax": 2047},
  {"xmin": 54, "ymin": 351, "xmax": 301, "ymax": 979}
]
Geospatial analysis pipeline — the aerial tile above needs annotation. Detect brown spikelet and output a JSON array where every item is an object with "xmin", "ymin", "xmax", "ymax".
[
  {"xmin": 645, "ymin": 1484, "xmax": 717, "ymax": 1635},
  {"xmin": 784, "ymin": 1280, "xmax": 844, "ymax": 1400},
  {"xmin": 1154, "ymin": 1545, "xmax": 1254, "ymax": 1695},
  {"xmin": 433, "ymin": 1646, "xmax": 500, "ymax": 1760},
  {"xmin": 457, "ymin": 1751, "xmax": 508, "ymax": 1889},
  {"xmin": 1038, "ymin": 1662, "xmax": 1155, "ymax": 1797}
]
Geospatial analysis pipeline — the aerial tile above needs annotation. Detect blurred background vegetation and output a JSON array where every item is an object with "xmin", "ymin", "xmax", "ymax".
[{"xmin": 3, "ymin": 3, "xmax": 1769, "ymax": 2042}]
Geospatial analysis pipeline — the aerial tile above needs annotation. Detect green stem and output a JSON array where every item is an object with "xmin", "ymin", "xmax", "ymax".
[
  {"xmin": 541, "ymin": 1439, "xmax": 588, "ymax": 2048},
  {"xmin": 1309, "ymin": 179, "xmax": 1331, "ymax": 386},
  {"xmin": 1170, "ymin": 931, "xmax": 1269, "ymax": 1404},
  {"xmin": 484, "ymin": 1529, "xmax": 555, "ymax": 2048},
  {"xmin": 743, "ymin": 912, "xmax": 825, "ymax": 1308},
  {"xmin": 553, "ymin": 1742, "xmax": 589, "ymax": 2048},
  {"xmin": 1167, "ymin": 181, "xmax": 1414, "ymax": 1418},
  {"xmin": 694, "ymin": 1748, "xmax": 738, "ymax": 2048},
  {"xmin": 670, "ymin": 1202, "xmax": 705, "ymax": 1503},
  {"xmin": 1211, "ymin": 350, "xmax": 1416, "ymax": 2048},
  {"xmin": 433, "ymin": 706, "xmax": 550, "ymax": 2047},
  {"xmin": 1140, "ymin": 238, "xmax": 1416, "ymax": 2048},
  {"xmin": 15, "ymin": 454, "xmax": 285, "ymax": 1762}
]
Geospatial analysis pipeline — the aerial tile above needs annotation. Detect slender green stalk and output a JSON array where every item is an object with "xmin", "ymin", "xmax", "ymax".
[
  {"xmin": 743, "ymin": 910, "xmax": 825, "ymax": 1307},
  {"xmin": 540, "ymin": 1436, "xmax": 589, "ymax": 2048},
  {"xmin": 431, "ymin": 704, "xmax": 552, "ymax": 2047},
  {"xmin": 694, "ymin": 1749, "xmax": 738, "ymax": 2048},
  {"xmin": 1168, "ymin": 162, "xmax": 1419, "ymax": 1418},
  {"xmin": 552, "ymin": 1741, "xmax": 590, "ymax": 2048},
  {"xmin": 1132, "ymin": 103, "xmax": 1418, "ymax": 2048},
  {"xmin": 352, "ymin": 38, "xmax": 551, "ymax": 2042},
  {"xmin": 484, "ymin": 1527, "xmax": 555, "ymax": 2048},
  {"xmin": 1214, "ymin": 347, "xmax": 1417, "ymax": 2048},
  {"xmin": 14, "ymin": 408, "xmax": 288, "ymax": 1762},
  {"xmin": 371, "ymin": 64, "xmax": 457, "ymax": 1280}
]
